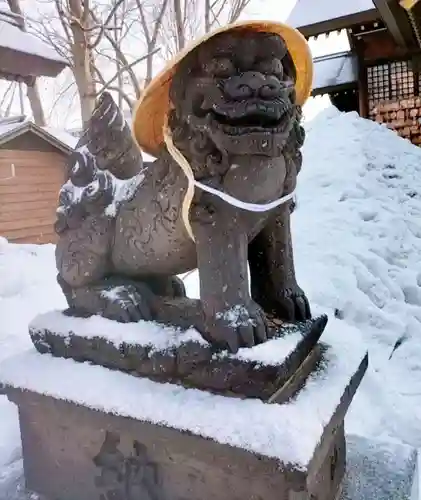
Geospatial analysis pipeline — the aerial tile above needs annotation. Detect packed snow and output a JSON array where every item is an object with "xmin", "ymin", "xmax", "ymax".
[{"xmin": 1, "ymin": 106, "xmax": 421, "ymax": 495}]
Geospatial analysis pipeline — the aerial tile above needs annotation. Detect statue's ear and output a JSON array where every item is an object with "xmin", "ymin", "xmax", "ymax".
[{"xmin": 283, "ymin": 51, "xmax": 297, "ymax": 83}]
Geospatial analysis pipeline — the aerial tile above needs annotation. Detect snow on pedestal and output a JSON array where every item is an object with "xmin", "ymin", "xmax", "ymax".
[
  {"xmin": 28, "ymin": 311, "xmax": 329, "ymax": 403},
  {"xmin": 29, "ymin": 310, "xmax": 308, "ymax": 364},
  {"xmin": 0, "ymin": 313, "xmax": 367, "ymax": 467}
]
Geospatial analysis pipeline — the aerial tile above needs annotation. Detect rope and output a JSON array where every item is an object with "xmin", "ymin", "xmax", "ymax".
[{"xmin": 162, "ymin": 119, "xmax": 296, "ymax": 242}]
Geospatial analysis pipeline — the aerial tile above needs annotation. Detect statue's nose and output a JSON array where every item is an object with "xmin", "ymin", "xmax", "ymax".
[{"xmin": 224, "ymin": 72, "xmax": 282, "ymax": 100}]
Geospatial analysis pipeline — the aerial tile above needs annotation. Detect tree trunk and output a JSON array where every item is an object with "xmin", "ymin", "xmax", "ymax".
[
  {"xmin": 68, "ymin": 0, "xmax": 96, "ymax": 129},
  {"xmin": 204, "ymin": 0, "xmax": 211, "ymax": 32},
  {"xmin": 113, "ymin": 2, "xmax": 123, "ymax": 109},
  {"xmin": 173, "ymin": 0, "xmax": 185, "ymax": 51}
]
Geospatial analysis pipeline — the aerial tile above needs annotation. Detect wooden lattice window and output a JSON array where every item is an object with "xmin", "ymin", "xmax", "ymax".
[{"xmin": 367, "ymin": 60, "xmax": 416, "ymax": 110}]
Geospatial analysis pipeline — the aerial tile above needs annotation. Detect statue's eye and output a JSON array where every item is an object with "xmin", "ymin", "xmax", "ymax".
[
  {"xmin": 256, "ymin": 58, "xmax": 284, "ymax": 78},
  {"xmin": 204, "ymin": 57, "xmax": 235, "ymax": 77}
]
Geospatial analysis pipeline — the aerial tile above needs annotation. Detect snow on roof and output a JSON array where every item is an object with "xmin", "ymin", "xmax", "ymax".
[
  {"xmin": 44, "ymin": 127, "xmax": 79, "ymax": 149},
  {"xmin": 287, "ymin": 0, "xmax": 378, "ymax": 35},
  {"xmin": 0, "ymin": 115, "xmax": 25, "ymax": 137},
  {"xmin": 0, "ymin": 316, "xmax": 367, "ymax": 467},
  {"xmin": 312, "ymin": 51, "xmax": 358, "ymax": 94},
  {"xmin": 0, "ymin": 116, "xmax": 73, "ymax": 153},
  {"xmin": 0, "ymin": 7, "xmax": 66, "ymax": 65}
]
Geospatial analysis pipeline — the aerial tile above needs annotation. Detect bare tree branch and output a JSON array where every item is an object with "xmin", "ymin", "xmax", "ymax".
[
  {"xmin": 97, "ymin": 47, "xmax": 160, "ymax": 94},
  {"xmin": 88, "ymin": 0, "xmax": 125, "ymax": 49},
  {"xmin": 54, "ymin": 0, "xmax": 73, "ymax": 42},
  {"xmin": 5, "ymin": 83, "xmax": 17, "ymax": 116},
  {"xmin": 0, "ymin": 82, "xmax": 15, "ymax": 113},
  {"xmin": 135, "ymin": 0, "xmax": 169, "ymax": 84},
  {"xmin": 47, "ymin": 80, "xmax": 75, "ymax": 119},
  {"xmin": 228, "ymin": 0, "xmax": 251, "ymax": 22},
  {"xmin": 89, "ymin": 7, "xmax": 141, "ymax": 97}
]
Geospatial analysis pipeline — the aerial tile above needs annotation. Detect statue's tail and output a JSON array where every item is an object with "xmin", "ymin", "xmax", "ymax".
[
  {"xmin": 68, "ymin": 92, "xmax": 143, "ymax": 181},
  {"xmin": 55, "ymin": 92, "xmax": 144, "ymax": 234}
]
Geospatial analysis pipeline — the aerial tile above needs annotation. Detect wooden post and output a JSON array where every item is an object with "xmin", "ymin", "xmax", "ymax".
[
  {"xmin": 357, "ymin": 59, "xmax": 369, "ymax": 118},
  {"xmin": 355, "ymin": 39, "xmax": 369, "ymax": 118}
]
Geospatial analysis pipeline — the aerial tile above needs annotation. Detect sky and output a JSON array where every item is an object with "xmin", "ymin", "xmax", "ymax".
[{"xmin": 2, "ymin": 0, "xmax": 349, "ymax": 129}]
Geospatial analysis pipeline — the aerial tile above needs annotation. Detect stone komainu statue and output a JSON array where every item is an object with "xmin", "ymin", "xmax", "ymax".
[{"xmin": 55, "ymin": 20, "xmax": 313, "ymax": 353}]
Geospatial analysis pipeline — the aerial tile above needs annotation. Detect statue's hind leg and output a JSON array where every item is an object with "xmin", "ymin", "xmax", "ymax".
[
  {"xmin": 56, "ymin": 216, "xmax": 184, "ymax": 323},
  {"xmin": 59, "ymin": 272, "xmax": 186, "ymax": 324}
]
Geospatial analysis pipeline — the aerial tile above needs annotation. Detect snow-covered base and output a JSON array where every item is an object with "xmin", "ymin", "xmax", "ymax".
[
  {"xmin": 30, "ymin": 310, "xmax": 206, "ymax": 352},
  {"xmin": 0, "ymin": 318, "xmax": 367, "ymax": 468},
  {"xmin": 29, "ymin": 310, "xmax": 316, "ymax": 366}
]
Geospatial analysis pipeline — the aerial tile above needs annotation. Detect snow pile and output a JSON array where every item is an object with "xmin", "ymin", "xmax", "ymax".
[
  {"xmin": 0, "ymin": 241, "xmax": 66, "ymax": 496},
  {"xmin": 44, "ymin": 127, "xmax": 79, "ymax": 149},
  {"xmin": 295, "ymin": 107, "xmax": 421, "ymax": 444},
  {"xmin": 0, "ymin": 241, "xmax": 65, "ymax": 360}
]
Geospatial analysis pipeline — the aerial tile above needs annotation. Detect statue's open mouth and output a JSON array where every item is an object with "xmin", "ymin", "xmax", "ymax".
[{"xmin": 211, "ymin": 99, "xmax": 291, "ymax": 134}]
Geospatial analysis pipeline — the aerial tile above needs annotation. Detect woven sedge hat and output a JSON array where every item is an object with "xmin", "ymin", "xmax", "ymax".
[{"xmin": 132, "ymin": 20, "xmax": 313, "ymax": 157}]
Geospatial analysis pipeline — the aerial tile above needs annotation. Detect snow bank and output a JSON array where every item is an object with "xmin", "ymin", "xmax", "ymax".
[
  {"xmin": 295, "ymin": 108, "xmax": 421, "ymax": 444},
  {"xmin": 0, "ymin": 242, "xmax": 65, "ymax": 360},
  {"xmin": 0, "ymin": 242, "xmax": 66, "ymax": 496}
]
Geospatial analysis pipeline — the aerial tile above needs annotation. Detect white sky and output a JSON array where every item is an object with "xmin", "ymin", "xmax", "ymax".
[{"xmin": 4, "ymin": 0, "xmax": 348, "ymax": 128}]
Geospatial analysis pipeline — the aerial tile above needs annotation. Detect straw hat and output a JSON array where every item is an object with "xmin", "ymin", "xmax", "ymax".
[{"xmin": 132, "ymin": 20, "xmax": 313, "ymax": 157}]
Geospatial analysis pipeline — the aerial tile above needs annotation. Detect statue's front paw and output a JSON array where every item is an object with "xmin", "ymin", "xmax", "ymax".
[
  {"xmin": 274, "ymin": 285, "xmax": 311, "ymax": 321},
  {"xmin": 204, "ymin": 302, "xmax": 269, "ymax": 354},
  {"xmin": 99, "ymin": 283, "xmax": 155, "ymax": 323}
]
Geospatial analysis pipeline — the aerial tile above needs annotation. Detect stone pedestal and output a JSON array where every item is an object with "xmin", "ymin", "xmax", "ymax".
[
  {"xmin": 9, "ymin": 389, "xmax": 347, "ymax": 500},
  {"xmin": 28, "ymin": 312, "xmax": 329, "ymax": 403},
  {"xmin": 0, "ymin": 321, "xmax": 368, "ymax": 500}
]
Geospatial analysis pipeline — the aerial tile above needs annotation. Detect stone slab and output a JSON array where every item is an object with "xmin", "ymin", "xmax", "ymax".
[
  {"xmin": 3, "ymin": 435, "xmax": 417, "ymax": 500},
  {"xmin": 340, "ymin": 435, "xmax": 418, "ymax": 500},
  {"xmin": 29, "ymin": 311, "xmax": 328, "ymax": 401},
  {"xmin": 8, "ymin": 388, "xmax": 348, "ymax": 500}
]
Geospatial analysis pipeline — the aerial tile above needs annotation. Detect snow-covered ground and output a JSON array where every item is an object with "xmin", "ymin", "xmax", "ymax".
[{"xmin": 2, "ymin": 106, "xmax": 421, "ymax": 496}]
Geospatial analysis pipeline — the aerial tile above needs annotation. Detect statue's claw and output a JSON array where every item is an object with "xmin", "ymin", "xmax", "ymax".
[
  {"xmin": 273, "ymin": 285, "xmax": 311, "ymax": 321},
  {"xmin": 204, "ymin": 302, "xmax": 270, "ymax": 354}
]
